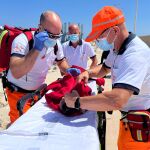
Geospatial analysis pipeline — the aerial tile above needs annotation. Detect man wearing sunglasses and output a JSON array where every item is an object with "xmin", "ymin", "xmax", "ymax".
[
  {"xmin": 5, "ymin": 10, "xmax": 78, "ymax": 123},
  {"xmin": 62, "ymin": 24, "xmax": 98, "ymax": 70},
  {"xmin": 64, "ymin": 6, "xmax": 150, "ymax": 150}
]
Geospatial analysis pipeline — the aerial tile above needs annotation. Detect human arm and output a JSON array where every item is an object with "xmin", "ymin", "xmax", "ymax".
[
  {"xmin": 69, "ymin": 52, "xmax": 149, "ymax": 111},
  {"xmin": 10, "ymin": 31, "xmax": 49, "ymax": 79},
  {"xmin": 56, "ymin": 58, "xmax": 70, "ymax": 74},
  {"xmin": 56, "ymin": 41, "xmax": 81, "ymax": 76},
  {"xmin": 64, "ymin": 88, "xmax": 133, "ymax": 111},
  {"xmin": 77, "ymin": 64, "xmax": 111, "ymax": 83},
  {"xmin": 10, "ymin": 50, "xmax": 39, "ymax": 79},
  {"xmin": 89, "ymin": 56, "xmax": 98, "ymax": 69}
]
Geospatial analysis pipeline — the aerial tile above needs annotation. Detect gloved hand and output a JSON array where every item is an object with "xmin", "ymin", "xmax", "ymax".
[
  {"xmin": 33, "ymin": 31, "xmax": 49, "ymax": 51},
  {"xmin": 66, "ymin": 68, "xmax": 81, "ymax": 77}
]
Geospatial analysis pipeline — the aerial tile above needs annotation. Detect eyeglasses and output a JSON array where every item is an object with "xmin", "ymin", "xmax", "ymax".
[{"xmin": 44, "ymin": 29, "xmax": 63, "ymax": 39}]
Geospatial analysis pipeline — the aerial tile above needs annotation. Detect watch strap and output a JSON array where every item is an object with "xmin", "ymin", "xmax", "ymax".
[{"xmin": 74, "ymin": 97, "xmax": 80, "ymax": 109}]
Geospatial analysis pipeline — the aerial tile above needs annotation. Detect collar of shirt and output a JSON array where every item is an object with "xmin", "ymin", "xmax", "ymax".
[
  {"xmin": 117, "ymin": 32, "xmax": 136, "ymax": 55},
  {"xmin": 69, "ymin": 39, "xmax": 83, "ymax": 46}
]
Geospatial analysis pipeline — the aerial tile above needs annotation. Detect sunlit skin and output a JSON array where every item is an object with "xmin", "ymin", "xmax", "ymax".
[
  {"xmin": 68, "ymin": 24, "xmax": 80, "ymax": 48},
  {"xmin": 39, "ymin": 11, "xmax": 62, "ymax": 35},
  {"xmin": 66, "ymin": 23, "xmax": 98, "ymax": 69},
  {"xmin": 10, "ymin": 11, "xmax": 69, "ymax": 79},
  {"xmin": 64, "ymin": 23, "xmax": 133, "ymax": 112}
]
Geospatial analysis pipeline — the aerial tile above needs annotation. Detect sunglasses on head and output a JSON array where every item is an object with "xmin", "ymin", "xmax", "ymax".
[{"xmin": 44, "ymin": 29, "xmax": 63, "ymax": 39}]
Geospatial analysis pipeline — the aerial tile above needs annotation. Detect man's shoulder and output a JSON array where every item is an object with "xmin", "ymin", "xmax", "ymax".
[
  {"xmin": 82, "ymin": 40, "xmax": 95, "ymax": 52},
  {"xmin": 14, "ymin": 33, "xmax": 28, "ymax": 41},
  {"xmin": 13, "ymin": 31, "xmax": 34, "ymax": 44},
  {"xmin": 62, "ymin": 41, "xmax": 69, "ymax": 45},
  {"xmin": 82, "ymin": 40, "xmax": 92, "ymax": 47},
  {"xmin": 129, "ymin": 36, "xmax": 149, "ymax": 49},
  {"xmin": 62, "ymin": 41, "xmax": 70, "ymax": 47}
]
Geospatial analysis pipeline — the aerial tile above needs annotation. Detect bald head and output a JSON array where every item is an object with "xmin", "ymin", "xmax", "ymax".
[
  {"xmin": 68, "ymin": 24, "xmax": 80, "ymax": 35},
  {"xmin": 39, "ymin": 10, "xmax": 62, "ymax": 35}
]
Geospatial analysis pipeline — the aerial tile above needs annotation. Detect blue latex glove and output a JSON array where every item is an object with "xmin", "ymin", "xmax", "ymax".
[
  {"xmin": 66, "ymin": 68, "xmax": 81, "ymax": 77},
  {"xmin": 33, "ymin": 31, "xmax": 49, "ymax": 51}
]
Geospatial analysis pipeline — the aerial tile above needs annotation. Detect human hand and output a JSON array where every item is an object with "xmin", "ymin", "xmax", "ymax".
[
  {"xmin": 66, "ymin": 68, "xmax": 81, "ymax": 77},
  {"xmin": 76, "ymin": 70, "xmax": 89, "ymax": 83},
  {"xmin": 63, "ymin": 90, "xmax": 79, "ymax": 108},
  {"xmin": 33, "ymin": 31, "xmax": 49, "ymax": 51}
]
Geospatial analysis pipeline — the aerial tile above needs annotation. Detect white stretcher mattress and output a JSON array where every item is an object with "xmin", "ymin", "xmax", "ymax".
[{"xmin": 0, "ymin": 81, "xmax": 100, "ymax": 150}]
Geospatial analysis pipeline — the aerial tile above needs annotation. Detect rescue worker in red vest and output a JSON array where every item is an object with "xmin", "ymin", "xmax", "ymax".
[
  {"xmin": 64, "ymin": 6, "xmax": 150, "ymax": 150},
  {"xmin": 6, "ymin": 10, "xmax": 80, "ymax": 123}
]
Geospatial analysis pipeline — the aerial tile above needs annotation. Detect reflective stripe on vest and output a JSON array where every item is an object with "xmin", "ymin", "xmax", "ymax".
[{"xmin": 0, "ymin": 30, "xmax": 8, "ymax": 48}]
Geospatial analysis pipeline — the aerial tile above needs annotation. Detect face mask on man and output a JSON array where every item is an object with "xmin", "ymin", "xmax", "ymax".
[
  {"xmin": 44, "ymin": 38, "xmax": 57, "ymax": 48},
  {"xmin": 96, "ymin": 29, "xmax": 116, "ymax": 51},
  {"xmin": 68, "ymin": 34, "xmax": 79, "ymax": 43}
]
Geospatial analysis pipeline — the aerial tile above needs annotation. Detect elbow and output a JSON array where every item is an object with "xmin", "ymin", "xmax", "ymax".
[
  {"xmin": 12, "ymin": 73, "xmax": 22, "ymax": 79},
  {"xmin": 10, "ymin": 69, "xmax": 23, "ymax": 79},
  {"xmin": 9, "ymin": 64, "xmax": 25, "ymax": 79},
  {"xmin": 108, "ymin": 88, "xmax": 133, "ymax": 110},
  {"xmin": 113, "ymin": 101, "xmax": 125, "ymax": 109},
  {"xmin": 113, "ymin": 98, "xmax": 128, "ymax": 109}
]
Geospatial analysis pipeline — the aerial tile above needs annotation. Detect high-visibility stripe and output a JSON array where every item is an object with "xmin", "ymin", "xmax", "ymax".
[
  {"xmin": 137, "ymin": 130, "xmax": 142, "ymax": 141},
  {"xmin": 93, "ymin": 15, "xmax": 124, "ymax": 28},
  {"xmin": 0, "ymin": 30, "xmax": 8, "ymax": 48}
]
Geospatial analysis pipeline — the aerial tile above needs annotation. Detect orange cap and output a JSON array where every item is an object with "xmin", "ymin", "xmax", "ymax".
[{"xmin": 85, "ymin": 6, "xmax": 125, "ymax": 42}]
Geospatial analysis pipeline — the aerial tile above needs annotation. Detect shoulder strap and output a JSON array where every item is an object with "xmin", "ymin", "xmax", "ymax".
[
  {"xmin": 24, "ymin": 31, "xmax": 34, "ymax": 50},
  {"xmin": 0, "ymin": 30, "xmax": 8, "ymax": 47},
  {"xmin": 54, "ymin": 43, "xmax": 58, "ymax": 55}
]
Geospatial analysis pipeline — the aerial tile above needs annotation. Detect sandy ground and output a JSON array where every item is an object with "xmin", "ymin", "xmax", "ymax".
[{"xmin": 0, "ymin": 48, "xmax": 121, "ymax": 150}]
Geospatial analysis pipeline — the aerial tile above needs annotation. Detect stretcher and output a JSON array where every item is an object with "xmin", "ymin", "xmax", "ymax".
[{"xmin": 0, "ymin": 81, "xmax": 100, "ymax": 150}]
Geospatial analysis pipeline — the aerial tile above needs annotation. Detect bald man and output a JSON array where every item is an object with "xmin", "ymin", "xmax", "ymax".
[
  {"xmin": 64, "ymin": 6, "xmax": 150, "ymax": 150},
  {"xmin": 62, "ymin": 24, "xmax": 98, "ymax": 70},
  {"xmin": 6, "ymin": 11, "xmax": 70, "ymax": 123}
]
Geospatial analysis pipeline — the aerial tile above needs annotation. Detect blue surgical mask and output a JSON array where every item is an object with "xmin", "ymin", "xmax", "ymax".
[
  {"xmin": 44, "ymin": 38, "xmax": 57, "ymax": 48},
  {"xmin": 68, "ymin": 34, "xmax": 79, "ymax": 43},
  {"xmin": 96, "ymin": 29, "xmax": 116, "ymax": 51},
  {"xmin": 96, "ymin": 38, "xmax": 114, "ymax": 51}
]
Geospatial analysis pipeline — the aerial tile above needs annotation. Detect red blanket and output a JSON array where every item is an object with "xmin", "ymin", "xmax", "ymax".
[{"xmin": 45, "ymin": 65, "xmax": 105, "ymax": 116}]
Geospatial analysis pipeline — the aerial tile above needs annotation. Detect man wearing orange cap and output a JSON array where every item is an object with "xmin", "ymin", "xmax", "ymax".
[{"xmin": 64, "ymin": 6, "xmax": 150, "ymax": 150}]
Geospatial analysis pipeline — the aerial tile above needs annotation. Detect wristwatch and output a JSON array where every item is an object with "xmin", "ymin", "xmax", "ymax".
[{"xmin": 74, "ymin": 97, "xmax": 80, "ymax": 109}]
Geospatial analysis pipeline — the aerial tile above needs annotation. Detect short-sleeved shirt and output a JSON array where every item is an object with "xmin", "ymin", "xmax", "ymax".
[
  {"xmin": 62, "ymin": 39, "xmax": 96, "ymax": 69},
  {"xmin": 104, "ymin": 32, "xmax": 150, "ymax": 111},
  {"xmin": 7, "ymin": 31, "xmax": 64, "ymax": 90}
]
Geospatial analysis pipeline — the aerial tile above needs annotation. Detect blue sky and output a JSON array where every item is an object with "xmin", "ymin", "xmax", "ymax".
[{"xmin": 0, "ymin": 0, "xmax": 150, "ymax": 38}]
